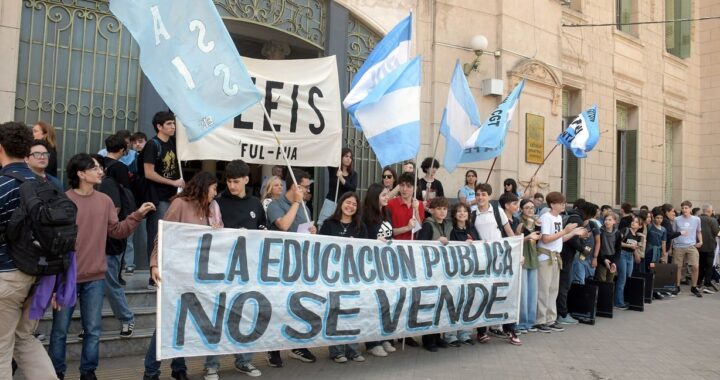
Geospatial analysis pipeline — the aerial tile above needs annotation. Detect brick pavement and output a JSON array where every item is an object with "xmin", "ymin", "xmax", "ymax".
[{"xmin": 17, "ymin": 285, "xmax": 720, "ymax": 380}]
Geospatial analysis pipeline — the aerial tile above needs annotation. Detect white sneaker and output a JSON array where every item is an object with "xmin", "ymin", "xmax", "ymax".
[
  {"xmin": 368, "ymin": 345, "xmax": 388, "ymax": 357},
  {"xmin": 351, "ymin": 354, "xmax": 366, "ymax": 362},
  {"xmin": 702, "ymin": 287, "xmax": 715, "ymax": 294},
  {"xmin": 204, "ymin": 368, "xmax": 219, "ymax": 380},
  {"xmin": 382, "ymin": 341, "xmax": 396, "ymax": 353}
]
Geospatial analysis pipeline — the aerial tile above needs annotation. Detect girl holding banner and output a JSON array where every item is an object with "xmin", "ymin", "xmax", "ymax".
[
  {"xmin": 145, "ymin": 172, "xmax": 224, "ymax": 380},
  {"xmin": 318, "ymin": 192, "xmax": 368, "ymax": 363}
]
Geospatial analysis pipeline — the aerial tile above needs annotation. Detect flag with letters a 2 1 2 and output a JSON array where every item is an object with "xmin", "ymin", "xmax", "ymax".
[{"xmin": 110, "ymin": 0, "xmax": 261, "ymax": 142}]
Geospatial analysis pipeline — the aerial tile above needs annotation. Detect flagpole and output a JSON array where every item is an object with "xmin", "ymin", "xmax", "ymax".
[
  {"xmin": 259, "ymin": 104, "xmax": 312, "ymax": 224},
  {"xmin": 528, "ymin": 142, "xmax": 560, "ymax": 184},
  {"xmin": 485, "ymin": 157, "xmax": 497, "ymax": 183},
  {"xmin": 333, "ymin": 155, "xmax": 342, "ymax": 204}
]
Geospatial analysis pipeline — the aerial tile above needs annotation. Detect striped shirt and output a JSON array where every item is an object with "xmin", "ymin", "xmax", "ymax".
[{"xmin": 0, "ymin": 162, "xmax": 37, "ymax": 272}]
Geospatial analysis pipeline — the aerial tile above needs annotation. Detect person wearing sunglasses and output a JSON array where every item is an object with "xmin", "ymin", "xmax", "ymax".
[{"xmin": 24, "ymin": 139, "xmax": 63, "ymax": 191}]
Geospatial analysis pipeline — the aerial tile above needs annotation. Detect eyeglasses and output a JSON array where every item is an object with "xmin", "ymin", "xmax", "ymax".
[
  {"xmin": 383, "ymin": 174, "xmax": 394, "ymax": 179},
  {"xmin": 27, "ymin": 152, "xmax": 50, "ymax": 159}
]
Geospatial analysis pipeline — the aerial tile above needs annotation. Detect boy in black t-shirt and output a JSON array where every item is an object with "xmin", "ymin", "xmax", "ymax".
[{"xmin": 141, "ymin": 111, "xmax": 183, "ymax": 290}]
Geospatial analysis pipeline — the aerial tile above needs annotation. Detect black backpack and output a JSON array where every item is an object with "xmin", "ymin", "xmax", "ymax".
[
  {"xmin": 1, "ymin": 173, "xmax": 77, "ymax": 275},
  {"xmin": 99, "ymin": 160, "xmax": 137, "ymax": 255}
]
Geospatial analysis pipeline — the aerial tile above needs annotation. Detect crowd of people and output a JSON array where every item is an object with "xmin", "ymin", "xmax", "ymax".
[{"xmin": 1, "ymin": 112, "xmax": 718, "ymax": 380}]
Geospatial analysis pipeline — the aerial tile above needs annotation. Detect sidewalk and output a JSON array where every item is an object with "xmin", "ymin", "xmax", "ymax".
[{"xmin": 19, "ymin": 285, "xmax": 720, "ymax": 380}]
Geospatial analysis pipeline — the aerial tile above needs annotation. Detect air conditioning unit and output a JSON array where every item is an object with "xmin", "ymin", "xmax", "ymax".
[{"xmin": 481, "ymin": 79, "xmax": 504, "ymax": 97}]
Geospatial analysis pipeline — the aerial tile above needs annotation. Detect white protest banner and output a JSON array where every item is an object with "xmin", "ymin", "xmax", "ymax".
[
  {"xmin": 157, "ymin": 221, "xmax": 523, "ymax": 359},
  {"xmin": 175, "ymin": 56, "xmax": 342, "ymax": 166}
]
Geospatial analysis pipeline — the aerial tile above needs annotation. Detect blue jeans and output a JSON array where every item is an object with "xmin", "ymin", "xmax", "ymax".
[
  {"xmin": 328, "ymin": 343, "xmax": 359, "ymax": 358},
  {"xmin": 444, "ymin": 330, "xmax": 471, "ymax": 343},
  {"xmin": 572, "ymin": 256, "xmax": 595, "ymax": 284},
  {"xmin": 144, "ymin": 330, "xmax": 186, "ymax": 376},
  {"xmin": 518, "ymin": 268, "xmax": 538, "ymax": 330},
  {"xmin": 49, "ymin": 280, "xmax": 105, "ymax": 375},
  {"xmin": 204, "ymin": 353, "xmax": 253, "ymax": 371},
  {"xmin": 614, "ymin": 251, "xmax": 634, "ymax": 307},
  {"xmin": 146, "ymin": 201, "xmax": 170, "ymax": 263},
  {"xmin": 105, "ymin": 254, "xmax": 133, "ymax": 323}
]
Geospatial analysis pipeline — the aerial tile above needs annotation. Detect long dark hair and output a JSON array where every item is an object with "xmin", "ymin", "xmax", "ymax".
[
  {"xmin": 451, "ymin": 201, "xmax": 471, "ymax": 228},
  {"xmin": 173, "ymin": 171, "xmax": 217, "ymax": 220},
  {"xmin": 341, "ymin": 147, "xmax": 353, "ymax": 174},
  {"xmin": 329, "ymin": 191, "xmax": 363, "ymax": 236},
  {"xmin": 382, "ymin": 166, "xmax": 397, "ymax": 188},
  {"xmin": 363, "ymin": 183, "xmax": 390, "ymax": 226},
  {"xmin": 503, "ymin": 178, "xmax": 518, "ymax": 194}
]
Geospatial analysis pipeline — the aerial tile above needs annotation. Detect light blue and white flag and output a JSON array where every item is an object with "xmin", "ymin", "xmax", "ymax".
[
  {"xmin": 459, "ymin": 79, "xmax": 525, "ymax": 163},
  {"xmin": 557, "ymin": 105, "xmax": 599, "ymax": 158},
  {"xmin": 343, "ymin": 13, "xmax": 412, "ymax": 127},
  {"xmin": 353, "ymin": 56, "xmax": 421, "ymax": 168},
  {"xmin": 440, "ymin": 60, "xmax": 481, "ymax": 173},
  {"xmin": 110, "ymin": 0, "xmax": 262, "ymax": 142}
]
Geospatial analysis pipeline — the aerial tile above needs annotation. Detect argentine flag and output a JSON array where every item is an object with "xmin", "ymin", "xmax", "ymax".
[
  {"xmin": 353, "ymin": 56, "xmax": 422, "ymax": 168},
  {"xmin": 440, "ymin": 60, "xmax": 482, "ymax": 173},
  {"xmin": 460, "ymin": 79, "xmax": 525, "ymax": 163},
  {"xmin": 343, "ymin": 14, "xmax": 412, "ymax": 127},
  {"xmin": 558, "ymin": 105, "xmax": 600, "ymax": 158},
  {"xmin": 110, "ymin": 0, "xmax": 261, "ymax": 142}
]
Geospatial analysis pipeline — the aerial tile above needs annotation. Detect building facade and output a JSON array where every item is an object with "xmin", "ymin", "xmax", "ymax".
[{"xmin": 0, "ymin": 0, "xmax": 717, "ymax": 208}]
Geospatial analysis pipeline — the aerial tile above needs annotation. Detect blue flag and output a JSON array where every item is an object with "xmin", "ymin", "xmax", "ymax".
[
  {"xmin": 459, "ymin": 79, "xmax": 525, "ymax": 163},
  {"xmin": 344, "ymin": 14, "xmax": 412, "ymax": 130},
  {"xmin": 353, "ymin": 56, "xmax": 421, "ymax": 167},
  {"xmin": 557, "ymin": 105, "xmax": 600, "ymax": 158},
  {"xmin": 440, "ymin": 60, "xmax": 481, "ymax": 173},
  {"xmin": 110, "ymin": 0, "xmax": 262, "ymax": 142}
]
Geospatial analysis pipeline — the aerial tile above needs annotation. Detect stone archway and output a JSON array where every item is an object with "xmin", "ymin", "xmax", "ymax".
[{"xmin": 508, "ymin": 59, "xmax": 563, "ymax": 116}]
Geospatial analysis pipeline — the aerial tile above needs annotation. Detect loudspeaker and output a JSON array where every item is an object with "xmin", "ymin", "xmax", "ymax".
[
  {"xmin": 588, "ymin": 279, "xmax": 614, "ymax": 318},
  {"xmin": 653, "ymin": 263, "xmax": 678, "ymax": 293},
  {"xmin": 623, "ymin": 276, "xmax": 645, "ymax": 311},
  {"xmin": 568, "ymin": 282, "xmax": 598, "ymax": 325}
]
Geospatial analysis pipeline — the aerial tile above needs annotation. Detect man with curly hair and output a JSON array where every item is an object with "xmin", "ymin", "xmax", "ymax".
[{"xmin": 0, "ymin": 121, "xmax": 58, "ymax": 379}]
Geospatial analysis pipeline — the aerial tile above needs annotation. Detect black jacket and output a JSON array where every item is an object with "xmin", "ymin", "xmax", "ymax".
[
  {"xmin": 215, "ymin": 191, "xmax": 266, "ymax": 230},
  {"xmin": 560, "ymin": 209, "xmax": 585, "ymax": 270}
]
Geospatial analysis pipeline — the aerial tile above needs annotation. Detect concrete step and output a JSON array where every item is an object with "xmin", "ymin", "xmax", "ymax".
[
  {"xmin": 42, "ymin": 328, "xmax": 155, "ymax": 360},
  {"xmin": 35, "ymin": 306, "xmax": 157, "ymax": 336},
  {"xmin": 102, "ymin": 288, "xmax": 157, "ymax": 310}
]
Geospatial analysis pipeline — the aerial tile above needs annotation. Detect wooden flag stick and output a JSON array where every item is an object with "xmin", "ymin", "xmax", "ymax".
[
  {"xmin": 528, "ymin": 143, "xmax": 560, "ymax": 183},
  {"xmin": 485, "ymin": 157, "xmax": 497, "ymax": 183}
]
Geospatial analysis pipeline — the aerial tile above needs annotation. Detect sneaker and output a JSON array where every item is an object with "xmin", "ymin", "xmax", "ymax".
[
  {"xmin": 547, "ymin": 323, "xmax": 565, "ymax": 332},
  {"xmin": 203, "ymin": 368, "xmax": 219, "ymax": 380},
  {"xmin": 527, "ymin": 326, "xmax": 539, "ymax": 333},
  {"xmin": 517, "ymin": 328, "xmax": 528, "ymax": 334},
  {"xmin": 461, "ymin": 338, "xmax": 475, "ymax": 345},
  {"xmin": 653, "ymin": 291, "xmax": 665, "ymax": 300},
  {"xmin": 691, "ymin": 287, "xmax": 703, "ymax": 298},
  {"xmin": 424, "ymin": 344, "xmax": 438, "ymax": 352},
  {"xmin": 702, "ymin": 287, "xmax": 714, "ymax": 294},
  {"xmin": 266, "ymin": 351, "xmax": 283, "ymax": 367},
  {"xmin": 487, "ymin": 327, "xmax": 505, "ymax": 337},
  {"xmin": 447, "ymin": 340, "xmax": 461, "ymax": 347},
  {"xmin": 368, "ymin": 345, "xmax": 388, "ymax": 357},
  {"xmin": 382, "ymin": 341, "xmax": 396, "ymax": 353},
  {"xmin": 120, "ymin": 321, "xmax": 135, "ymax": 338},
  {"xmin": 403, "ymin": 337, "xmax": 419, "ymax": 347},
  {"xmin": 711, "ymin": 281, "xmax": 720, "ymax": 292},
  {"xmin": 507, "ymin": 332, "xmax": 522, "ymax": 346},
  {"xmin": 557, "ymin": 314, "xmax": 579, "ymax": 325},
  {"xmin": 477, "ymin": 333, "xmax": 491, "ymax": 343},
  {"xmin": 614, "ymin": 304, "xmax": 629, "ymax": 310},
  {"xmin": 350, "ymin": 354, "xmax": 366, "ymax": 362},
  {"xmin": 80, "ymin": 371, "xmax": 97, "ymax": 380},
  {"xmin": 171, "ymin": 370, "xmax": 189, "ymax": 380},
  {"xmin": 236, "ymin": 363, "xmax": 261, "ymax": 377},
  {"xmin": 147, "ymin": 278, "xmax": 158, "ymax": 291},
  {"xmin": 33, "ymin": 332, "xmax": 47, "ymax": 341},
  {"xmin": 125, "ymin": 267, "xmax": 135, "ymax": 276},
  {"xmin": 332, "ymin": 355, "xmax": 348, "ymax": 363},
  {"xmin": 290, "ymin": 348, "xmax": 316, "ymax": 363},
  {"xmin": 536, "ymin": 324, "xmax": 552, "ymax": 333}
]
